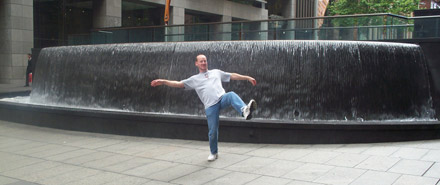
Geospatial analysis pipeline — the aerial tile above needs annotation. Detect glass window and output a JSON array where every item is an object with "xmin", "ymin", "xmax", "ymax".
[
  {"xmin": 34, "ymin": 0, "xmax": 93, "ymax": 48},
  {"xmin": 122, "ymin": 0, "xmax": 163, "ymax": 27}
]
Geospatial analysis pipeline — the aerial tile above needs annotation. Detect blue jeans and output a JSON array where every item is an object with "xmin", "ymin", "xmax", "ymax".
[{"xmin": 205, "ymin": 92, "xmax": 246, "ymax": 155}]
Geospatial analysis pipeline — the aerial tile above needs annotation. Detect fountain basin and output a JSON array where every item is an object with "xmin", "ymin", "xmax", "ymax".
[{"xmin": 1, "ymin": 100, "xmax": 439, "ymax": 144}]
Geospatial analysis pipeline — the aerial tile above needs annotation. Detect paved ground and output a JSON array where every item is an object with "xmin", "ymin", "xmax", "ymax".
[
  {"xmin": 0, "ymin": 120, "xmax": 439, "ymax": 185},
  {"xmin": 0, "ymin": 83, "xmax": 31, "ymax": 94}
]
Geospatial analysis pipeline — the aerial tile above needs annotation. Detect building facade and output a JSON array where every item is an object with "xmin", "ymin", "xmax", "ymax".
[{"xmin": 1, "ymin": 0, "xmax": 323, "ymax": 84}]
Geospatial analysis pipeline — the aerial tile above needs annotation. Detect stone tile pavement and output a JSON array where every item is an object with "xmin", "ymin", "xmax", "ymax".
[
  {"xmin": 0, "ymin": 120, "xmax": 439, "ymax": 185},
  {"xmin": 0, "ymin": 84, "xmax": 31, "ymax": 95}
]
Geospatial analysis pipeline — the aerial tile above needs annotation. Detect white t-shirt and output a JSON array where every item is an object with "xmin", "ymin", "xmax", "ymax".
[{"xmin": 181, "ymin": 69, "xmax": 231, "ymax": 109}]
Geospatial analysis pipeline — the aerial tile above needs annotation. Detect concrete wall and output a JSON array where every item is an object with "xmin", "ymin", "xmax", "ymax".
[
  {"xmin": 93, "ymin": 0, "xmax": 122, "ymax": 28},
  {"xmin": 0, "ymin": 0, "xmax": 33, "ymax": 84},
  {"xmin": 140, "ymin": 0, "xmax": 268, "ymax": 22},
  {"xmin": 144, "ymin": 0, "xmax": 268, "ymax": 42}
]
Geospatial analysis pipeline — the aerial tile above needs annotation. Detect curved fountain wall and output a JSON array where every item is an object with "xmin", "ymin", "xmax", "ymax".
[{"xmin": 30, "ymin": 40, "xmax": 435, "ymax": 120}]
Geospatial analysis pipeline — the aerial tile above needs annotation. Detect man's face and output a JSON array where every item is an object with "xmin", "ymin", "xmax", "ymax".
[{"xmin": 195, "ymin": 55, "xmax": 208, "ymax": 72}]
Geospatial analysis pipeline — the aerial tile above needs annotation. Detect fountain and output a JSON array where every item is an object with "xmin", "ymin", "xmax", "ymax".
[{"xmin": 0, "ymin": 40, "xmax": 439, "ymax": 143}]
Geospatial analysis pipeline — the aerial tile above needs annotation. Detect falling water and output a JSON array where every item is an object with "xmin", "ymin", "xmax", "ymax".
[{"xmin": 30, "ymin": 40, "xmax": 435, "ymax": 120}]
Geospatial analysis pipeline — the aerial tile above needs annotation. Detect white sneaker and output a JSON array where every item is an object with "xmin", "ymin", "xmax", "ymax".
[
  {"xmin": 242, "ymin": 99, "xmax": 257, "ymax": 120},
  {"xmin": 207, "ymin": 153, "xmax": 218, "ymax": 161}
]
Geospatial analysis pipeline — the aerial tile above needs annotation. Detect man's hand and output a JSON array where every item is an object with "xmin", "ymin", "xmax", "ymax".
[
  {"xmin": 150, "ymin": 79, "xmax": 164, "ymax": 87},
  {"xmin": 150, "ymin": 79, "xmax": 184, "ymax": 88},
  {"xmin": 248, "ymin": 77, "xmax": 257, "ymax": 86},
  {"xmin": 231, "ymin": 73, "xmax": 257, "ymax": 86}
]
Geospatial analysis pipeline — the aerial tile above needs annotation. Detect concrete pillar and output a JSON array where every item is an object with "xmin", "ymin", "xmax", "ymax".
[
  {"xmin": 313, "ymin": 0, "xmax": 319, "ymax": 39},
  {"xmin": 92, "ymin": 0, "xmax": 121, "ymax": 28},
  {"xmin": 259, "ymin": 21, "xmax": 268, "ymax": 40},
  {"xmin": 0, "ymin": 0, "xmax": 34, "ymax": 84},
  {"xmin": 282, "ymin": 0, "xmax": 296, "ymax": 40},
  {"xmin": 283, "ymin": 0, "xmax": 296, "ymax": 18},
  {"xmin": 166, "ymin": 6, "xmax": 185, "ymax": 42},
  {"xmin": 212, "ymin": 15, "xmax": 232, "ymax": 41}
]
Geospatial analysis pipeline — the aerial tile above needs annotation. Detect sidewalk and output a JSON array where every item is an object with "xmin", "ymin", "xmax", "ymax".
[
  {"xmin": 0, "ymin": 120, "xmax": 439, "ymax": 185},
  {"xmin": 0, "ymin": 83, "xmax": 31, "ymax": 98}
]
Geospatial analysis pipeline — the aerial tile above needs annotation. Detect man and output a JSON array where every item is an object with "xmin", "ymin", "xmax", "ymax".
[
  {"xmin": 151, "ymin": 54, "xmax": 257, "ymax": 161},
  {"xmin": 25, "ymin": 53, "xmax": 33, "ymax": 87}
]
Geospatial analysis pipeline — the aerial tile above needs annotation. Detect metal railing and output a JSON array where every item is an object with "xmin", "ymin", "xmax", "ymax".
[{"xmin": 59, "ymin": 13, "xmax": 440, "ymax": 46}]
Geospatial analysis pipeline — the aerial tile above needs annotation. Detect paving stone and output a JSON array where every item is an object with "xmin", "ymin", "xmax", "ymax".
[
  {"xmin": 252, "ymin": 160, "xmax": 303, "ymax": 177},
  {"xmin": 64, "ymin": 171, "xmax": 126, "ymax": 185},
  {"xmin": 272, "ymin": 148, "xmax": 314, "ymax": 161},
  {"xmin": 245, "ymin": 176, "xmax": 292, "ymax": 185},
  {"xmin": 63, "ymin": 151, "xmax": 114, "ymax": 165},
  {"xmin": 171, "ymin": 168, "xmax": 230, "ymax": 185},
  {"xmin": 82, "ymin": 154, "xmax": 133, "ymax": 169},
  {"xmin": 245, "ymin": 144, "xmax": 290, "ymax": 157},
  {"xmin": 0, "ymin": 175, "xmax": 19, "ymax": 185},
  {"xmin": 349, "ymin": 170, "xmax": 400, "ymax": 185},
  {"xmin": 147, "ymin": 164, "xmax": 204, "ymax": 182},
  {"xmin": 309, "ymin": 144, "xmax": 344, "ymax": 151},
  {"xmin": 390, "ymin": 147, "xmax": 429, "ymax": 160},
  {"xmin": 0, "ymin": 153, "xmax": 34, "ymax": 166},
  {"xmin": 362, "ymin": 145, "xmax": 400, "ymax": 156},
  {"xmin": 392, "ymin": 175, "xmax": 439, "ymax": 185},
  {"xmin": 123, "ymin": 160, "xmax": 179, "ymax": 178},
  {"xmin": 313, "ymin": 167, "xmax": 365, "ymax": 185},
  {"xmin": 204, "ymin": 172, "xmax": 260, "ymax": 185},
  {"xmin": 0, "ymin": 156, "xmax": 42, "ymax": 173},
  {"xmin": 282, "ymin": 163, "xmax": 334, "ymax": 181},
  {"xmin": 2, "ymin": 161, "xmax": 61, "ymax": 179},
  {"xmin": 333, "ymin": 144, "xmax": 373, "ymax": 154},
  {"xmin": 2, "ymin": 121, "xmax": 440, "ymax": 185},
  {"xmin": 110, "ymin": 142, "xmax": 160, "ymax": 155},
  {"xmin": 388, "ymin": 159, "xmax": 433, "ymax": 176},
  {"xmin": 0, "ymin": 138, "xmax": 28, "ymax": 149},
  {"xmin": 16, "ymin": 144, "xmax": 61, "ymax": 156},
  {"xmin": 101, "ymin": 157, "xmax": 155, "ymax": 173},
  {"xmin": 423, "ymin": 162, "xmax": 440, "ymax": 178},
  {"xmin": 286, "ymin": 180, "xmax": 327, "ymax": 185},
  {"xmin": 24, "ymin": 164, "xmax": 81, "ymax": 183},
  {"xmin": 33, "ymin": 145, "xmax": 79, "ymax": 159},
  {"xmin": 417, "ymin": 141, "xmax": 440, "ymax": 150},
  {"xmin": 179, "ymin": 152, "xmax": 250, "ymax": 169},
  {"xmin": 144, "ymin": 180, "xmax": 178, "ymax": 185},
  {"xmin": 145, "ymin": 137, "xmax": 193, "ymax": 146},
  {"xmin": 135, "ymin": 145, "xmax": 181, "ymax": 158},
  {"xmin": 225, "ymin": 156, "xmax": 277, "ymax": 173},
  {"xmin": 387, "ymin": 141, "xmax": 424, "ymax": 148},
  {"xmin": 6, "ymin": 181, "xmax": 40, "ymax": 185},
  {"xmin": 67, "ymin": 137, "xmax": 123, "ymax": 149},
  {"xmin": 36, "ymin": 168, "xmax": 101, "ymax": 185},
  {"xmin": 48, "ymin": 148, "xmax": 95, "ymax": 162},
  {"xmin": 219, "ymin": 143, "xmax": 266, "ymax": 155},
  {"xmin": 154, "ymin": 148, "xmax": 205, "ymax": 161},
  {"xmin": 102, "ymin": 175, "xmax": 151, "ymax": 185},
  {"xmin": 179, "ymin": 140, "xmax": 211, "ymax": 150},
  {"xmin": 421, "ymin": 150, "xmax": 440, "ymax": 162},
  {"xmin": 355, "ymin": 156, "xmax": 400, "ymax": 171},
  {"xmin": 325, "ymin": 153, "xmax": 370, "ymax": 167},
  {"xmin": 2, "ymin": 141, "xmax": 46, "ymax": 153},
  {"xmin": 297, "ymin": 150, "xmax": 341, "ymax": 164},
  {"xmin": 63, "ymin": 137, "xmax": 109, "ymax": 148},
  {"xmin": 96, "ymin": 141, "xmax": 149, "ymax": 153}
]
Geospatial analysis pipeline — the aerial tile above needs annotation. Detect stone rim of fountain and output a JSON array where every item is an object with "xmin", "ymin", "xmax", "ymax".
[{"xmin": 1, "ymin": 100, "xmax": 439, "ymax": 144}]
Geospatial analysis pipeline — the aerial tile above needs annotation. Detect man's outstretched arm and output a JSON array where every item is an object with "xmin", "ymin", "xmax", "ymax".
[
  {"xmin": 230, "ymin": 73, "xmax": 257, "ymax": 86},
  {"xmin": 151, "ymin": 79, "xmax": 184, "ymax": 88}
]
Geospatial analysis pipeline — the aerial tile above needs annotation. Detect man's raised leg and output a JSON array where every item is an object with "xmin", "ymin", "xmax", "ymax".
[{"xmin": 220, "ymin": 92, "xmax": 256, "ymax": 120}]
